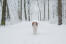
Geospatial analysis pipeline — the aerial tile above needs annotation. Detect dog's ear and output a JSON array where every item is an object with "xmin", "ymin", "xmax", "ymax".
[{"xmin": 32, "ymin": 22, "xmax": 34, "ymax": 26}]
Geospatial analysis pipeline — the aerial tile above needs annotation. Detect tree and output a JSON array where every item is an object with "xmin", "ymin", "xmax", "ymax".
[
  {"xmin": 58, "ymin": 0, "xmax": 62, "ymax": 25},
  {"xmin": 28, "ymin": 0, "xmax": 30, "ymax": 21},
  {"xmin": 37, "ymin": 0, "xmax": 41, "ymax": 21},
  {"xmin": 0, "ymin": 0, "xmax": 1, "ymax": 3},
  {"xmin": 18, "ymin": 0, "xmax": 22, "ymax": 20},
  {"xmin": 24, "ymin": 0, "xmax": 27, "ymax": 20},
  {"xmin": 48, "ymin": 0, "xmax": 49, "ymax": 20},
  {"xmin": 1, "ymin": 0, "xmax": 7, "ymax": 25},
  {"xmin": 0, "ymin": 0, "xmax": 2, "ymax": 6},
  {"xmin": 44, "ymin": 0, "xmax": 45, "ymax": 20},
  {"xmin": 6, "ymin": 2, "xmax": 10, "ymax": 20}
]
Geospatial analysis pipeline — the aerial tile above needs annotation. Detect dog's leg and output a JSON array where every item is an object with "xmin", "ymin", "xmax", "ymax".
[{"xmin": 33, "ymin": 26, "xmax": 37, "ymax": 34}]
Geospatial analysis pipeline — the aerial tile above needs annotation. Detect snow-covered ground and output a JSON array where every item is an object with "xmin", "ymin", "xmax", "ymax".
[{"xmin": 0, "ymin": 21, "xmax": 66, "ymax": 44}]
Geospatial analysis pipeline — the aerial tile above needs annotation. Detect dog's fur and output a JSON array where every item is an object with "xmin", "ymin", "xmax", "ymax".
[{"xmin": 32, "ymin": 22, "xmax": 38, "ymax": 34}]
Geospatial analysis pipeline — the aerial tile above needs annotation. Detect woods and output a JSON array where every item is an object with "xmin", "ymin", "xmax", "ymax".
[{"xmin": 0, "ymin": 0, "xmax": 65, "ymax": 25}]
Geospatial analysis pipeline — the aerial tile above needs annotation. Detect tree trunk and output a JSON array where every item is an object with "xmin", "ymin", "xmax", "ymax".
[
  {"xmin": 0, "ymin": 0, "xmax": 2, "ymax": 6},
  {"xmin": 1, "ymin": 0, "xmax": 7, "ymax": 25},
  {"xmin": 7, "ymin": 3, "xmax": 10, "ymax": 20},
  {"xmin": 37, "ymin": 0, "xmax": 41, "ymax": 21},
  {"xmin": 24, "ymin": 0, "xmax": 27, "ymax": 20},
  {"xmin": 18, "ymin": 0, "xmax": 22, "ymax": 20},
  {"xmin": 58, "ymin": 0, "xmax": 62, "ymax": 25},
  {"xmin": 44, "ymin": 0, "xmax": 45, "ymax": 20},
  {"xmin": 48, "ymin": 0, "xmax": 49, "ymax": 20},
  {"xmin": 28, "ymin": 0, "xmax": 30, "ymax": 21}
]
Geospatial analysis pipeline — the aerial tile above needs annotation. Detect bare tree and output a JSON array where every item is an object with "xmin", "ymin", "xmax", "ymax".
[
  {"xmin": 44, "ymin": 0, "xmax": 45, "ymax": 20},
  {"xmin": 24, "ymin": 0, "xmax": 27, "ymax": 20},
  {"xmin": 37, "ymin": 0, "xmax": 41, "ymax": 21},
  {"xmin": 28, "ymin": 0, "xmax": 30, "ymax": 21},
  {"xmin": 1, "ymin": 0, "xmax": 7, "ymax": 25},
  {"xmin": 48, "ymin": 0, "xmax": 49, "ymax": 20},
  {"xmin": 58, "ymin": 0, "xmax": 62, "ymax": 25},
  {"xmin": 53, "ymin": 8, "xmax": 54, "ymax": 19},
  {"xmin": 18, "ymin": 0, "xmax": 22, "ymax": 20},
  {"xmin": 6, "ymin": 2, "xmax": 10, "ymax": 20},
  {"xmin": 0, "ymin": 0, "xmax": 2, "ymax": 6}
]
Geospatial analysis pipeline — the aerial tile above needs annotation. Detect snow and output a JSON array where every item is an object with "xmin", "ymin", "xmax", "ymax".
[{"xmin": 0, "ymin": 21, "xmax": 66, "ymax": 44}]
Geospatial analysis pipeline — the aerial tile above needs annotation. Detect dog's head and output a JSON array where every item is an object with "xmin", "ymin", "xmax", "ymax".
[{"xmin": 32, "ymin": 22, "xmax": 38, "ymax": 26}]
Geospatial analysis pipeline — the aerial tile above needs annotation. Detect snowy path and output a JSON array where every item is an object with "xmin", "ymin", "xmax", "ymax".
[{"xmin": 0, "ymin": 21, "xmax": 66, "ymax": 44}]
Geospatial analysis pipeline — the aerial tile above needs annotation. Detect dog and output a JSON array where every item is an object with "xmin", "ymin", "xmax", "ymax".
[{"xmin": 32, "ymin": 21, "xmax": 38, "ymax": 34}]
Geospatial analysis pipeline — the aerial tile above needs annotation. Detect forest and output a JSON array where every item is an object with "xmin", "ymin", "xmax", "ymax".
[{"xmin": 0, "ymin": 0, "xmax": 66, "ymax": 25}]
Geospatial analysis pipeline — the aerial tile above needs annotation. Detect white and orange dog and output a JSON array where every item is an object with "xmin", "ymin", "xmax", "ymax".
[{"xmin": 32, "ymin": 21, "xmax": 38, "ymax": 34}]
